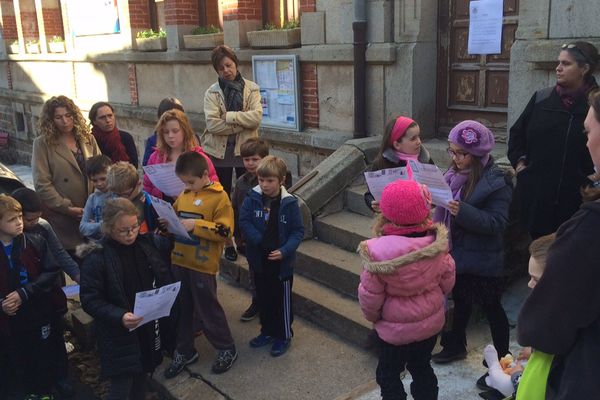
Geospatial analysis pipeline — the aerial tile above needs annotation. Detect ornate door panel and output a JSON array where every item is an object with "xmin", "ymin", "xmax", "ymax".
[{"xmin": 437, "ymin": 0, "xmax": 518, "ymax": 141}]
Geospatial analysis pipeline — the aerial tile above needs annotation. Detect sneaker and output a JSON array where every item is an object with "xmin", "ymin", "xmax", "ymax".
[
  {"xmin": 249, "ymin": 333, "xmax": 274, "ymax": 348},
  {"xmin": 240, "ymin": 301, "xmax": 259, "ymax": 322},
  {"xmin": 163, "ymin": 350, "xmax": 199, "ymax": 379},
  {"xmin": 212, "ymin": 348, "xmax": 238, "ymax": 374},
  {"xmin": 224, "ymin": 246, "xmax": 238, "ymax": 261},
  {"xmin": 270, "ymin": 339, "xmax": 291, "ymax": 357},
  {"xmin": 431, "ymin": 347, "xmax": 467, "ymax": 364},
  {"xmin": 54, "ymin": 378, "xmax": 75, "ymax": 398}
]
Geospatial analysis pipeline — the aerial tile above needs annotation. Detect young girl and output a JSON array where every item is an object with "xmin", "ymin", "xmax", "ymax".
[
  {"xmin": 144, "ymin": 109, "xmax": 218, "ymax": 202},
  {"xmin": 431, "ymin": 121, "xmax": 513, "ymax": 385},
  {"xmin": 358, "ymin": 180, "xmax": 455, "ymax": 400},
  {"xmin": 364, "ymin": 116, "xmax": 433, "ymax": 212}
]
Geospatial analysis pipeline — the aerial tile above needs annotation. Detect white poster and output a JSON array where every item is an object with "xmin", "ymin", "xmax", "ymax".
[
  {"xmin": 68, "ymin": 0, "xmax": 120, "ymax": 36},
  {"xmin": 468, "ymin": 0, "xmax": 503, "ymax": 55}
]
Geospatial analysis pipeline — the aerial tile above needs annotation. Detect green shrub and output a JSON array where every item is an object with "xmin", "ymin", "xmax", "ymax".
[
  {"xmin": 191, "ymin": 25, "xmax": 221, "ymax": 35},
  {"xmin": 263, "ymin": 19, "xmax": 300, "ymax": 30},
  {"xmin": 50, "ymin": 35, "xmax": 64, "ymax": 43},
  {"xmin": 136, "ymin": 28, "xmax": 166, "ymax": 39}
]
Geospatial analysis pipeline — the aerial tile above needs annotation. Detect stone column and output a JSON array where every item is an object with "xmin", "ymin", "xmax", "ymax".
[
  {"xmin": 164, "ymin": 0, "xmax": 199, "ymax": 50},
  {"xmin": 222, "ymin": 0, "xmax": 262, "ymax": 49}
]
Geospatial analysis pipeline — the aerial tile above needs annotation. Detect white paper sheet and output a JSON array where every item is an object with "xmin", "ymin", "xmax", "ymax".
[
  {"xmin": 131, "ymin": 282, "xmax": 181, "ymax": 330},
  {"xmin": 364, "ymin": 167, "xmax": 409, "ymax": 201},
  {"xmin": 149, "ymin": 195, "xmax": 192, "ymax": 240},
  {"xmin": 142, "ymin": 163, "xmax": 185, "ymax": 198},
  {"xmin": 408, "ymin": 160, "xmax": 453, "ymax": 209},
  {"xmin": 468, "ymin": 0, "xmax": 503, "ymax": 55},
  {"xmin": 62, "ymin": 284, "xmax": 80, "ymax": 297},
  {"xmin": 255, "ymin": 60, "xmax": 278, "ymax": 89}
]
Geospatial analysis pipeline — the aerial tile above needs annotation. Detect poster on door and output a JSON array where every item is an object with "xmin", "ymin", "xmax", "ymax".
[
  {"xmin": 68, "ymin": 0, "xmax": 120, "ymax": 36},
  {"xmin": 468, "ymin": 0, "xmax": 503, "ymax": 55}
]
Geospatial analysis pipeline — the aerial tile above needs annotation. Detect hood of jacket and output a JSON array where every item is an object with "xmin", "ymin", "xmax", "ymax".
[
  {"xmin": 464, "ymin": 162, "xmax": 513, "ymax": 204},
  {"xmin": 250, "ymin": 185, "xmax": 295, "ymax": 205},
  {"xmin": 75, "ymin": 239, "xmax": 103, "ymax": 259},
  {"xmin": 358, "ymin": 224, "xmax": 448, "ymax": 274}
]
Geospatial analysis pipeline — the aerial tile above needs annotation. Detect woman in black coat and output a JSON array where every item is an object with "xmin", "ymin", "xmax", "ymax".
[
  {"xmin": 508, "ymin": 41, "xmax": 599, "ymax": 239},
  {"xmin": 79, "ymin": 198, "xmax": 171, "ymax": 400}
]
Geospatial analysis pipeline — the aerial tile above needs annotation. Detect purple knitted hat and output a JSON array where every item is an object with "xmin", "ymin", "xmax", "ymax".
[{"xmin": 448, "ymin": 120, "xmax": 495, "ymax": 158}]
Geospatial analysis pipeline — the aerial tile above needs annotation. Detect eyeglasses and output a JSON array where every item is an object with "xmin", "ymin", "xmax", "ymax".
[
  {"xmin": 447, "ymin": 148, "xmax": 470, "ymax": 160},
  {"xmin": 115, "ymin": 224, "xmax": 140, "ymax": 236},
  {"xmin": 562, "ymin": 43, "xmax": 590, "ymax": 63}
]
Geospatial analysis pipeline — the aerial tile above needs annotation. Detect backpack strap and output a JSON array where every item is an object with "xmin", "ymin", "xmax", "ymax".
[{"xmin": 534, "ymin": 87, "xmax": 554, "ymax": 105}]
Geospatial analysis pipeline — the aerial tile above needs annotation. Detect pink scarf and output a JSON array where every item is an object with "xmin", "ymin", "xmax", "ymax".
[{"xmin": 394, "ymin": 150, "xmax": 419, "ymax": 179}]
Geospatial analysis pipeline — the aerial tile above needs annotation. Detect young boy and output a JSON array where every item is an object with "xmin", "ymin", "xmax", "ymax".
[
  {"xmin": 80, "ymin": 154, "xmax": 113, "ymax": 239},
  {"xmin": 228, "ymin": 138, "xmax": 269, "ymax": 320},
  {"xmin": 164, "ymin": 151, "xmax": 237, "ymax": 378},
  {"xmin": 0, "ymin": 195, "xmax": 67, "ymax": 399},
  {"xmin": 239, "ymin": 156, "xmax": 304, "ymax": 357}
]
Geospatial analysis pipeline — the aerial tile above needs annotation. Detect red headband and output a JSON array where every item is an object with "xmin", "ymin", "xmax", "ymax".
[{"xmin": 390, "ymin": 116, "xmax": 415, "ymax": 146}]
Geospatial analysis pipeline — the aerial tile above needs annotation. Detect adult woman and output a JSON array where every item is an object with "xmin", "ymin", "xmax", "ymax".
[
  {"xmin": 202, "ymin": 45, "xmax": 262, "ymax": 194},
  {"xmin": 508, "ymin": 41, "xmax": 599, "ymax": 239},
  {"xmin": 517, "ymin": 88, "xmax": 600, "ymax": 399},
  {"xmin": 32, "ymin": 95, "xmax": 101, "ymax": 252},
  {"xmin": 79, "ymin": 198, "xmax": 171, "ymax": 400},
  {"xmin": 142, "ymin": 97, "xmax": 185, "ymax": 166},
  {"xmin": 89, "ymin": 101, "xmax": 139, "ymax": 168}
]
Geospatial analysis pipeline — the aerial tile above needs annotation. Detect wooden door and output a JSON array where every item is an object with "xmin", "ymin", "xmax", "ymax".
[{"xmin": 436, "ymin": 0, "xmax": 519, "ymax": 141}]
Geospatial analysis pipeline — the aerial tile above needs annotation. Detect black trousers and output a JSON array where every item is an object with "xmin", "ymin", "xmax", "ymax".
[
  {"xmin": 215, "ymin": 166, "xmax": 246, "ymax": 196},
  {"xmin": 108, "ymin": 373, "xmax": 147, "ymax": 400},
  {"xmin": 254, "ymin": 263, "xmax": 293, "ymax": 340},
  {"xmin": 376, "ymin": 334, "xmax": 439, "ymax": 400}
]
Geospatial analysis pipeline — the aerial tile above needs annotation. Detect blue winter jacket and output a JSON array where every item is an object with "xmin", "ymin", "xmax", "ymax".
[
  {"xmin": 450, "ymin": 162, "xmax": 513, "ymax": 277},
  {"xmin": 239, "ymin": 186, "xmax": 304, "ymax": 279}
]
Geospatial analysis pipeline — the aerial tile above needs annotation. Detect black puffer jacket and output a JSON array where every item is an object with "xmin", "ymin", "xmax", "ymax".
[
  {"xmin": 79, "ymin": 234, "xmax": 171, "ymax": 378},
  {"xmin": 508, "ymin": 84, "xmax": 595, "ymax": 237},
  {"xmin": 518, "ymin": 200, "xmax": 600, "ymax": 399}
]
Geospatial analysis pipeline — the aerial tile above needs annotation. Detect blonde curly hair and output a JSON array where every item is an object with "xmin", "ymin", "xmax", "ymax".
[{"xmin": 38, "ymin": 95, "xmax": 91, "ymax": 145}]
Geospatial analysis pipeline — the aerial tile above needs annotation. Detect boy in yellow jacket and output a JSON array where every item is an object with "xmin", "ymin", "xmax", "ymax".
[{"xmin": 164, "ymin": 151, "xmax": 237, "ymax": 378}]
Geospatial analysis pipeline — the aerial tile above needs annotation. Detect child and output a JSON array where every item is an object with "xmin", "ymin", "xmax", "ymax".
[
  {"xmin": 0, "ymin": 195, "xmax": 67, "ymax": 399},
  {"xmin": 239, "ymin": 156, "xmax": 304, "ymax": 357},
  {"xmin": 358, "ymin": 180, "xmax": 455, "ymax": 400},
  {"xmin": 80, "ymin": 154, "xmax": 113, "ymax": 240},
  {"xmin": 431, "ymin": 121, "xmax": 513, "ymax": 386},
  {"xmin": 364, "ymin": 116, "xmax": 433, "ymax": 212},
  {"xmin": 12, "ymin": 187, "xmax": 81, "ymax": 284},
  {"xmin": 144, "ymin": 109, "xmax": 218, "ymax": 202},
  {"xmin": 483, "ymin": 233, "xmax": 556, "ymax": 399},
  {"xmin": 163, "ymin": 151, "xmax": 237, "ymax": 378},
  {"xmin": 143, "ymin": 97, "xmax": 185, "ymax": 167}
]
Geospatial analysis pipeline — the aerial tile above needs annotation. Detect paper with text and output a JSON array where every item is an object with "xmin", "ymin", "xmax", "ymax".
[
  {"xmin": 408, "ymin": 160, "xmax": 453, "ymax": 209},
  {"xmin": 364, "ymin": 167, "xmax": 409, "ymax": 201},
  {"xmin": 132, "ymin": 282, "xmax": 181, "ymax": 330},
  {"xmin": 149, "ymin": 195, "xmax": 191, "ymax": 240},
  {"xmin": 143, "ymin": 163, "xmax": 185, "ymax": 198}
]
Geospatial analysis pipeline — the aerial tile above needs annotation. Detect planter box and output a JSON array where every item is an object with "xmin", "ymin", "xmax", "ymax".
[
  {"xmin": 48, "ymin": 41, "xmax": 65, "ymax": 53},
  {"xmin": 135, "ymin": 37, "xmax": 167, "ymax": 52},
  {"xmin": 247, "ymin": 28, "xmax": 301, "ymax": 49},
  {"xmin": 26, "ymin": 43, "xmax": 40, "ymax": 54},
  {"xmin": 183, "ymin": 32, "xmax": 223, "ymax": 50},
  {"xmin": 7, "ymin": 42, "xmax": 20, "ymax": 54}
]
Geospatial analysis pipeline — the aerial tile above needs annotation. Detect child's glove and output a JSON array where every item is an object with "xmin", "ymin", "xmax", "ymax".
[{"xmin": 484, "ymin": 344, "xmax": 514, "ymax": 397}]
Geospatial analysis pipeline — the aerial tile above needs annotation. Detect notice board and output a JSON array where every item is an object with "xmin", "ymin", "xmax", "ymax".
[
  {"xmin": 68, "ymin": 0, "xmax": 120, "ymax": 36},
  {"xmin": 252, "ymin": 55, "xmax": 302, "ymax": 131}
]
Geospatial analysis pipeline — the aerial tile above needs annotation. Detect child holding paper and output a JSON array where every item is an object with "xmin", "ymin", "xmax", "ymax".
[
  {"xmin": 79, "ymin": 198, "xmax": 171, "ymax": 399},
  {"xmin": 364, "ymin": 116, "xmax": 434, "ymax": 212},
  {"xmin": 431, "ymin": 121, "xmax": 513, "ymax": 387},
  {"xmin": 144, "ymin": 109, "xmax": 218, "ymax": 202}
]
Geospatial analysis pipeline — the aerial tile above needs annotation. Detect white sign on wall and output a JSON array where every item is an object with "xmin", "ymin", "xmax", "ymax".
[
  {"xmin": 468, "ymin": 0, "xmax": 503, "ymax": 55},
  {"xmin": 68, "ymin": 0, "xmax": 120, "ymax": 36}
]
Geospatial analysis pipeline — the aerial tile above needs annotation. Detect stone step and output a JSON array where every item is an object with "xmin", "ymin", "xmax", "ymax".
[
  {"xmin": 220, "ymin": 255, "xmax": 372, "ymax": 348},
  {"xmin": 345, "ymin": 184, "xmax": 374, "ymax": 218},
  {"xmin": 315, "ymin": 211, "xmax": 373, "ymax": 253},
  {"xmin": 296, "ymin": 240, "xmax": 363, "ymax": 299}
]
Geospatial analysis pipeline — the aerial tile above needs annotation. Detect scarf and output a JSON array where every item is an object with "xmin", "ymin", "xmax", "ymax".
[
  {"xmin": 219, "ymin": 72, "xmax": 245, "ymax": 112},
  {"xmin": 555, "ymin": 79, "xmax": 593, "ymax": 110},
  {"xmin": 433, "ymin": 167, "xmax": 470, "ymax": 249},
  {"xmin": 394, "ymin": 150, "xmax": 419, "ymax": 179},
  {"xmin": 92, "ymin": 125, "xmax": 129, "ymax": 163}
]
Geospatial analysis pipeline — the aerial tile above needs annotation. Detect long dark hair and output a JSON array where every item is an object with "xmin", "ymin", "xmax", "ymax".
[
  {"xmin": 88, "ymin": 101, "xmax": 114, "ymax": 127},
  {"xmin": 449, "ymin": 154, "xmax": 489, "ymax": 200},
  {"xmin": 563, "ymin": 41, "xmax": 600, "ymax": 81},
  {"xmin": 582, "ymin": 89, "xmax": 600, "ymax": 202},
  {"xmin": 372, "ymin": 117, "xmax": 418, "ymax": 169}
]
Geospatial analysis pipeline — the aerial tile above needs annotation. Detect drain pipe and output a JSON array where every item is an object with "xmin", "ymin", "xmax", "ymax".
[{"xmin": 353, "ymin": 0, "xmax": 367, "ymax": 138}]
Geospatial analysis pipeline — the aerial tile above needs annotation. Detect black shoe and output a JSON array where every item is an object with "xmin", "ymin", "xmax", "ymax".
[
  {"xmin": 476, "ymin": 373, "xmax": 493, "ymax": 391},
  {"xmin": 240, "ymin": 301, "xmax": 259, "ymax": 322},
  {"xmin": 212, "ymin": 348, "xmax": 238, "ymax": 374},
  {"xmin": 270, "ymin": 339, "xmax": 291, "ymax": 357},
  {"xmin": 224, "ymin": 246, "xmax": 238, "ymax": 261},
  {"xmin": 431, "ymin": 346, "xmax": 467, "ymax": 364},
  {"xmin": 54, "ymin": 378, "xmax": 75, "ymax": 398},
  {"xmin": 164, "ymin": 350, "xmax": 199, "ymax": 379}
]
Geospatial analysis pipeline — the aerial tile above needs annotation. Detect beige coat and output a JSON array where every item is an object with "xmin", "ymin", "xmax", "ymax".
[
  {"xmin": 32, "ymin": 134, "xmax": 101, "ymax": 250},
  {"xmin": 201, "ymin": 78, "xmax": 262, "ymax": 159}
]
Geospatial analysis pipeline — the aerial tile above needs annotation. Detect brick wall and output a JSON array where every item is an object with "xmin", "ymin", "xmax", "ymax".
[
  {"xmin": 222, "ymin": 0, "xmax": 261, "ymax": 22},
  {"xmin": 129, "ymin": 0, "xmax": 152, "ymax": 29},
  {"xmin": 2, "ymin": 15, "xmax": 17, "ymax": 40},
  {"xmin": 21, "ymin": 11, "xmax": 39, "ymax": 40},
  {"xmin": 128, "ymin": 64, "xmax": 139, "ymax": 106},
  {"xmin": 300, "ymin": 0, "xmax": 316, "ymax": 13},
  {"xmin": 301, "ymin": 63, "xmax": 319, "ymax": 128},
  {"xmin": 42, "ymin": 7, "xmax": 63, "ymax": 38},
  {"xmin": 164, "ymin": 0, "xmax": 199, "ymax": 25}
]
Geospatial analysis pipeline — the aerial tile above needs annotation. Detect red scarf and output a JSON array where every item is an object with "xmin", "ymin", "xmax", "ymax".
[{"xmin": 92, "ymin": 125, "xmax": 129, "ymax": 163}]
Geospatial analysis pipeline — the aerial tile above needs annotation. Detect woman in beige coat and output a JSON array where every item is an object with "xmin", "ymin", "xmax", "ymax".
[
  {"xmin": 202, "ymin": 45, "xmax": 263, "ymax": 195},
  {"xmin": 32, "ymin": 95, "xmax": 101, "ymax": 253}
]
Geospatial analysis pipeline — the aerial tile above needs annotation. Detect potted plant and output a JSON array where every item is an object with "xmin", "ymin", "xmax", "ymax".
[
  {"xmin": 135, "ymin": 29, "xmax": 167, "ymax": 51},
  {"xmin": 247, "ymin": 20, "xmax": 301, "ymax": 49},
  {"xmin": 26, "ymin": 39, "xmax": 40, "ymax": 54},
  {"xmin": 7, "ymin": 40, "xmax": 20, "ymax": 54},
  {"xmin": 48, "ymin": 36, "xmax": 65, "ymax": 53},
  {"xmin": 183, "ymin": 25, "xmax": 223, "ymax": 50}
]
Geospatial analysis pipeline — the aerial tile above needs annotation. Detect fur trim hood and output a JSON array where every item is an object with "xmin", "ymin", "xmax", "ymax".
[
  {"xmin": 75, "ymin": 240, "xmax": 103, "ymax": 259},
  {"xmin": 358, "ymin": 224, "xmax": 449, "ymax": 274}
]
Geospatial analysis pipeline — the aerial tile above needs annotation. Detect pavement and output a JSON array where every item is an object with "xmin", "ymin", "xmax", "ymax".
[{"xmin": 9, "ymin": 163, "xmax": 529, "ymax": 400}]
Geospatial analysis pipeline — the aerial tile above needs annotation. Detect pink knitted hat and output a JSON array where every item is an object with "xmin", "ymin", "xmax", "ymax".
[{"xmin": 380, "ymin": 180, "xmax": 433, "ymax": 235}]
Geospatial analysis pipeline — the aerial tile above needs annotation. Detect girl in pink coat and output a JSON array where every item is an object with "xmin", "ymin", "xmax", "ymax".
[{"xmin": 358, "ymin": 180, "xmax": 455, "ymax": 400}]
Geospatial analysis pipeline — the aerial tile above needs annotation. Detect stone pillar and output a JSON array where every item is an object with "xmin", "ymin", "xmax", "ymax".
[
  {"xmin": 222, "ymin": 0, "xmax": 262, "ymax": 48},
  {"xmin": 164, "ymin": 0, "xmax": 199, "ymax": 50},
  {"xmin": 301, "ymin": 63, "xmax": 319, "ymax": 128}
]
